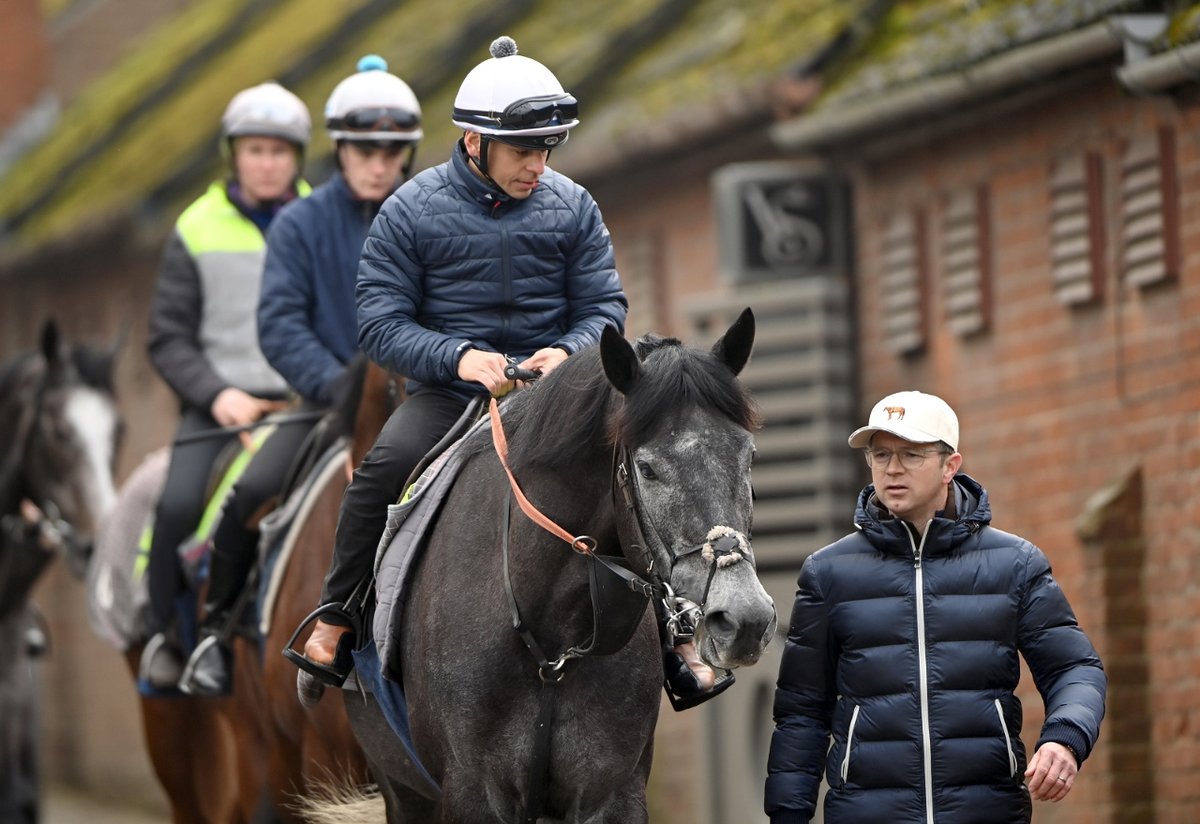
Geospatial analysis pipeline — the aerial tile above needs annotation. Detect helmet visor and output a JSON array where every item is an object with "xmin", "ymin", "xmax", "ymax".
[{"xmin": 328, "ymin": 107, "xmax": 421, "ymax": 133}]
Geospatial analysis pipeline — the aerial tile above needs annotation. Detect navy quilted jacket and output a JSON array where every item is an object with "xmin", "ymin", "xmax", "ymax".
[
  {"xmin": 765, "ymin": 474, "xmax": 1106, "ymax": 824},
  {"xmin": 356, "ymin": 141, "xmax": 627, "ymax": 397},
  {"xmin": 258, "ymin": 173, "xmax": 377, "ymax": 403}
]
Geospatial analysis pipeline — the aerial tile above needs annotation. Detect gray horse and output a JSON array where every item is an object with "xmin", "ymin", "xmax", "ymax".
[{"xmin": 327, "ymin": 311, "xmax": 775, "ymax": 824}]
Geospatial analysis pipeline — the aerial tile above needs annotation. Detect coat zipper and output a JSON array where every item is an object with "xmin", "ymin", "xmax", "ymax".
[
  {"xmin": 995, "ymin": 699, "xmax": 1018, "ymax": 777},
  {"xmin": 911, "ymin": 525, "xmax": 935, "ymax": 824},
  {"xmin": 840, "ymin": 704, "xmax": 861, "ymax": 783}
]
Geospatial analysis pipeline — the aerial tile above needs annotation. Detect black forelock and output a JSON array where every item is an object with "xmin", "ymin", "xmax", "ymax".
[
  {"xmin": 614, "ymin": 339, "xmax": 761, "ymax": 446},
  {"xmin": 468, "ymin": 337, "xmax": 760, "ymax": 475}
]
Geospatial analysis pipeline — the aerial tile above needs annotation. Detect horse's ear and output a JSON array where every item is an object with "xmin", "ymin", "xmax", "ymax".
[
  {"xmin": 600, "ymin": 325, "xmax": 640, "ymax": 395},
  {"xmin": 40, "ymin": 318, "xmax": 63, "ymax": 364},
  {"xmin": 711, "ymin": 308, "xmax": 754, "ymax": 376}
]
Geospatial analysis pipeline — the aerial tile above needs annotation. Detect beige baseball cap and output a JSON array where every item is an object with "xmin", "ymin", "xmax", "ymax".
[{"xmin": 847, "ymin": 390, "xmax": 959, "ymax": 451}]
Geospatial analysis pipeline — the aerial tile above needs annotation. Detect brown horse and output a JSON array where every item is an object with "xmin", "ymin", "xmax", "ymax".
[
  {"xmin": 95, "ymin": 448, "xmax": 268, "ymax": 823},
  {"xmin": 238, "ymin": 357, "xmax": 399, "ymax": 815},
  {"xmin": 91, "ymin": 358, "xmax": 396, "ymax": 822}
]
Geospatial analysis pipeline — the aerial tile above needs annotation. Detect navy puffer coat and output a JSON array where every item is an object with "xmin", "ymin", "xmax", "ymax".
[
  {"xmin": 765, "ymin": 474, "xmax": 1106, "ymax": 824},
  {"xmin": 356, "ymin": 142, "xmax": 627, "ymax": 398}
]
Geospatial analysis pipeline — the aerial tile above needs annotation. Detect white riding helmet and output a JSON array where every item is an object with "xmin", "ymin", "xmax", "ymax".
[
  {"xmin": 221, "ymin": 82, "xmax": 311, "ymax": 150},
  {"xmin": 452, "ymin": 36, "xmax": 578, "ymax": 151},
  {"xmin": 325, "ymin": 55, "xmax": 424, "ymax": 145}
]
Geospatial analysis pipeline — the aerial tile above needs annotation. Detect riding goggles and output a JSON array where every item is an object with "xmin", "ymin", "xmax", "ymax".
[
  {"xmin": 455, "ymin": 93, "xmax": 578, "ymax": 131},
  {"xmin": 327, "ymin": 107, "xmax": 421, "ymax": 133},
  {"xmin": 500, "ymin": 93, "xmax": 578, "ymax": 129}
]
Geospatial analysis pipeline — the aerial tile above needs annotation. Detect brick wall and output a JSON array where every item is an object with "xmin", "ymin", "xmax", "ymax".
[
  {"xmin": 849, "ymin": 75, "xmax": 1200, "ymax": 822},
  {"xmin": 0, "ymin": 0, "xmax": 49, "ymax": 131}
]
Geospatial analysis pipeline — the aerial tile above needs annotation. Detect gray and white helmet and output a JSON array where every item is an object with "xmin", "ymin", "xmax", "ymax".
[{"xmin": 221, "ymin": 82, "xmax": 311, "ymax": 151}]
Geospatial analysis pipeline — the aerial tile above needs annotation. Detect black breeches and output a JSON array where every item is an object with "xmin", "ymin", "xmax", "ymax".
[
  {"xmin": 147, "ymin": 409, "xmax": 233, "ymax": 632},
  {"xmin": 205, "ymin": 409, "xmax": 321, "ymax": 614},
  {"xmin": 319, "ymin": 389, "xmax": 471, "ymax": 610}
]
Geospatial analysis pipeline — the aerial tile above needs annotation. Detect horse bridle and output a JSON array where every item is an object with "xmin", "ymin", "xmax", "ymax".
[
  {"xmin": 488, "ymin": 398, "xmax": 753, "ymax": 823},
  {"xmin": 1, "ymin": 366, "xmax": 78, "ymax": 595},
  {"xmin": 612, "ymin": 449, "xmax": 752, "ymax": 647}
]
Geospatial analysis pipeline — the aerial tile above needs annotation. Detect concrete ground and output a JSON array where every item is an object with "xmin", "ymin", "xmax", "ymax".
[{"xmin": 44, "ymin": 783, "xmax": 168, "ymax": 823}]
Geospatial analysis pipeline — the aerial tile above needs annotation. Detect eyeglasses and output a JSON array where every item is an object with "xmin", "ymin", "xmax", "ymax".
[
  {"xmin": 499, "ymin": 93, "xmax": 578, "ymax": 129},
  {"xmin": 863, "ymin": 447, "xmax": 949, "ymax": 470},
  {"xmin": 329, "ymin": 107, "xmax": 421, "ymax": 132}
]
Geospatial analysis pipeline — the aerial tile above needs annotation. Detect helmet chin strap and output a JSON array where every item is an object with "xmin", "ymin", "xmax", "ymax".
[{"xmin": 469, "ymin": 135, "xmax": 506, "ymax": 196}]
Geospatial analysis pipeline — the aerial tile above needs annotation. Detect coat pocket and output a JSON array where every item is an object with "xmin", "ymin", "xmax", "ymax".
[
  {"xmin": 994, "ymin": 699, "xmax": 1018, "ymax": 778},
  {"xmin": 840, "ymin": 704, "xmax": 861, "ymax": 784}
]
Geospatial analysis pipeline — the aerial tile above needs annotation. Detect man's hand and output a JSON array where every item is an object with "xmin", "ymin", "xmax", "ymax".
[
  {"xmin": 210, "ymin": 388, "xmax": 287, "ymax": 428},
  {"xmin": 457, "ymin": 349, "xmax": 512, "ymax": 394},
  {"xmin": 519, "ymin": 347, "xmax": 568, "ymax": 377},
  {"xmin": 1025, "ymin": 742, "xmax": 1078, "ymax": 802}
]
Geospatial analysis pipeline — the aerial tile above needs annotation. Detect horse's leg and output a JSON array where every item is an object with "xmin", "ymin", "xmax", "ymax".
[
  {"xmin": 585, "ymin": 740, "xmax": 653, "ymax": 824},
  {"xmin": 125, "ymin": 648, "xmax": 242, "ymax": 824}
]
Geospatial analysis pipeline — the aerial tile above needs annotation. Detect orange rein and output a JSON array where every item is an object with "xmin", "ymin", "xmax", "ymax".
[{"xmin": 488, "ymin": 397, "xmax": 595, "ymax": 556}]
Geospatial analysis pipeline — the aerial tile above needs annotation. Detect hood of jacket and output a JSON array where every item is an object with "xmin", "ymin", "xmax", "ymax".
[{"xmin": 854, "ymin": 472, "xmax": 991, "ymax": 559}]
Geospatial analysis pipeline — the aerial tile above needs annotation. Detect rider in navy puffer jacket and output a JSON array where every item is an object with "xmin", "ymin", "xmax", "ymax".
[
  {"xmin": 766, "ymin": 473, "xmax": 1106, "ymax": 824},
  {"xmin": 356, "ymin": 141, "xmax": 625, "ymax": 400}
]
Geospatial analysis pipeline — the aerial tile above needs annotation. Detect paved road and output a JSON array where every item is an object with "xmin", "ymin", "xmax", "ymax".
[{"xmin": 44, "ymin": 784, "xmax": 167, "ymax": 824}]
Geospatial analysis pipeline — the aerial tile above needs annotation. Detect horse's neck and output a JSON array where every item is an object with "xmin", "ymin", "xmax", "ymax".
[
  {"xmin": 505, "ymin": 466, "xmax": 618, "ymax": 615},
  {"xmin": 0, "ymin": 357, "xmax": 43, "ymax": 513}
]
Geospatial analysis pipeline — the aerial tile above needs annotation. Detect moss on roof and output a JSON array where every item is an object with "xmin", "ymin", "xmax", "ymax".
[
  {"xmin": 819, "ymin": 0, "xmax": 1144, "ymax": 109},
  {"xmin": 3, "ymin": 0, "xmax": 856, "ymax": 255}
]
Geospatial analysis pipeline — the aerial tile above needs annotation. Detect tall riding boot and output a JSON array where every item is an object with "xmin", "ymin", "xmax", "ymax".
[{"xmin": 179, "ymin": 544, "xmax": 254, "ymax": 697}]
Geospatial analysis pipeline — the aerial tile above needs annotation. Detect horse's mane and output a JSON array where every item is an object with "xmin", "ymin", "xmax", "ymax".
[{"xmin": 475, "ymin": 334, "xmax": 760, "ymax": 475}]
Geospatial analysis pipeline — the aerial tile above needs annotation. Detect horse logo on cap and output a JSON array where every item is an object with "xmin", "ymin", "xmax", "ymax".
[{"xmin": 885, "ymin": 406, "xmax": 905, "ymax": 420}]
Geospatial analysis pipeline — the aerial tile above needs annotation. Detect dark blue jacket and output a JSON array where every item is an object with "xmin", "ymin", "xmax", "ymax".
[
  {"xmin": 258, "ymin": 173, "xmax": 379, "ymax": 403},
  {"xmin": 356, "ymin": 142, "xmax": 627, "ymax": 398},
  {"xmin": 766, "ymin": 474, "xmax": 1106, "ymax": 824}
]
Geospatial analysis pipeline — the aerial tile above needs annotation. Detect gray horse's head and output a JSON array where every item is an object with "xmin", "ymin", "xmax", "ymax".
[
  {"xmin": 602, "ymin": 309, "xmax": 776, "ymax": 670},
  {"xmin": 17, "ymin": 321, "xmax": 122, "ymax": 571}
]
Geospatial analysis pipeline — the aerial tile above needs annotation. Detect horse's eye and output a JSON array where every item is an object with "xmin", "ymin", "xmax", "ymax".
[{"xmin": 636, "ymin": 461, "xmax": 657, "ymax": 480}]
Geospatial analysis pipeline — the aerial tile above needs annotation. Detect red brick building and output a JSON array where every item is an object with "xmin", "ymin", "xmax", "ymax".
[{"xmin": 768, "ymin": 8, "xmax": 1200, "ymax": 822}]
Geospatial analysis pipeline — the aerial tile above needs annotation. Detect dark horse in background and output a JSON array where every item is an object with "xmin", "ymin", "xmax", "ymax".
[
  {"xmin": 313, "ymin": 311, "xmax": 777, "ymax": 823},
  {"xmin": 0, "ymin": 320, "xmax": 121, "ymax": 823}
]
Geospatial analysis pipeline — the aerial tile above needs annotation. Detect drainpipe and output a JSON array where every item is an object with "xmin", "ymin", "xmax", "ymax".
[{"xmin": 771, "ymin": 21, "xmax": 1124, "ymax": 152}]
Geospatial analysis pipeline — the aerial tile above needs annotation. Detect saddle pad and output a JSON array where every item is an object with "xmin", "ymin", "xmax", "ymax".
[
  {"xmin": 350, "ymin": 642, "xmax": 441, "ymax": 793},
  {"xmin": 372, "ymin": 429, "xmax": 477, "ymax": 682},
  {"xmin": 257, "ymin": 442, "xmax": 348, "ymax": 637},
  {"xmin": 87, "ymin": 448, "xmax": 168, "ymax": 651}
]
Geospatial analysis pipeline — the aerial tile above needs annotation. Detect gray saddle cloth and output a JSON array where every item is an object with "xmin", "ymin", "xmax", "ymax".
[{"xmin": 373, "ymin": 426, "xmax": 480, "ymax": 680}]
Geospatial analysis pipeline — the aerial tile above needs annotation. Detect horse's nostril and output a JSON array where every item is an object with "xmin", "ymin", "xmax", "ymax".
[{"xmin": 704, "ymin": 610, "xmax": 738, "ymax": 638}]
